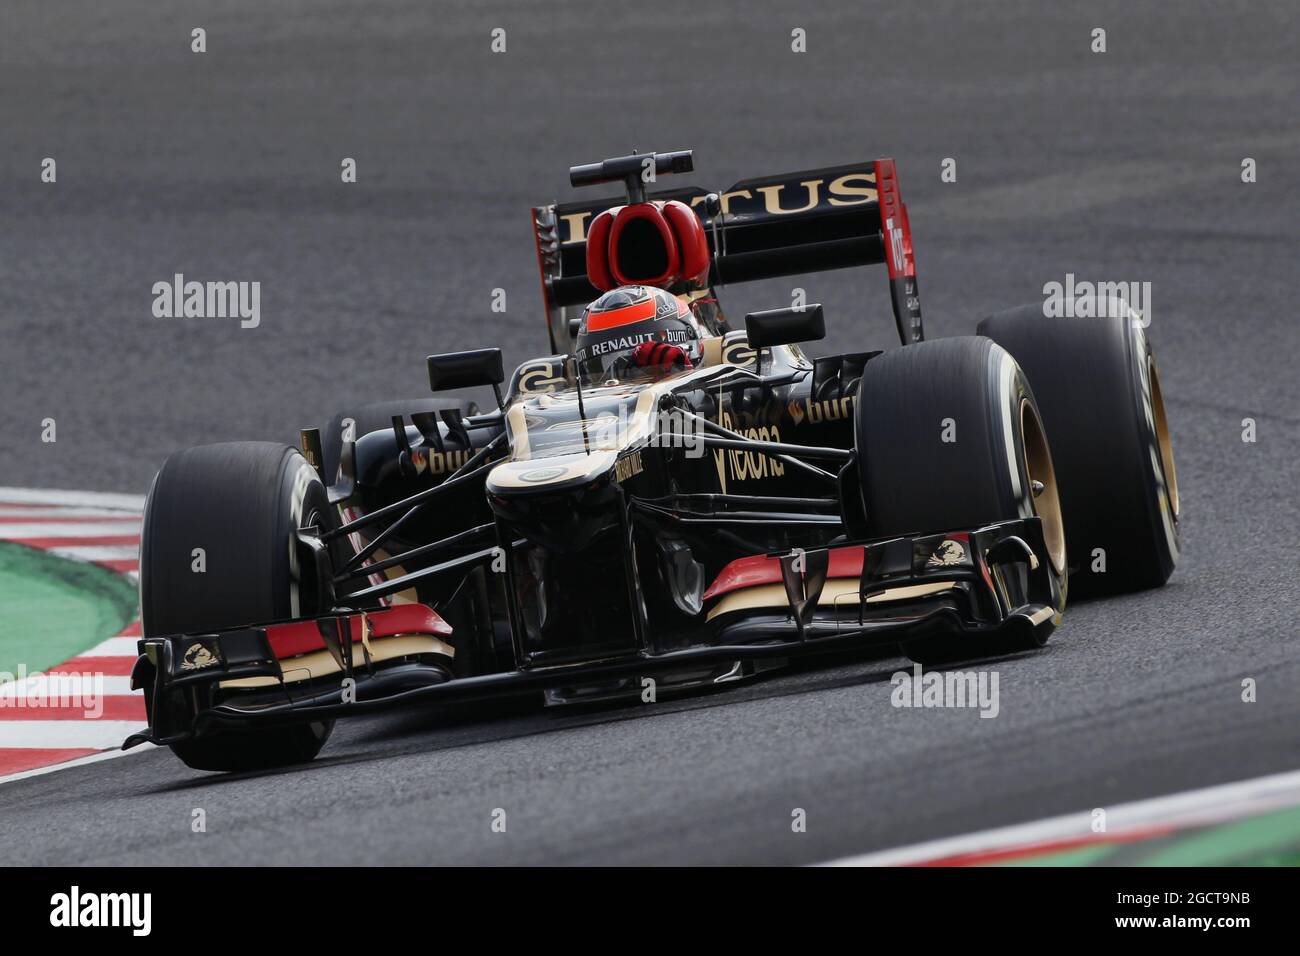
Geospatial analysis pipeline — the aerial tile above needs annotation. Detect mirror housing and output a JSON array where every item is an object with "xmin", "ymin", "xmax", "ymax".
[
  {"xmin": 427, "ymin": 348, "xmax": 505, "ymax": 393},
  {"xmin": 744, "ymin": 305, "xmax": 825, "ymax": 348}
]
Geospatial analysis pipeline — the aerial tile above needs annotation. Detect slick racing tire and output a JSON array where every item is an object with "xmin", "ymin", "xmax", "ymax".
[
  {"xmin": 140, "ymin": 442, "xmax": 336, "ymax": 772},
  {"xmin": 851, "ymin": 337, "xmax": 1067, "ymax": 663},
  {"xmin": 978, "ymin": 305, "xmax": 1179, "ymax": 596},
  {"xmin": 319, "ymin": 398, "xmax": 479, "ymax": 485}
]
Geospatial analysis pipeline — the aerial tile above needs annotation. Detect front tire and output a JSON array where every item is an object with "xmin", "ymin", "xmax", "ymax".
[
  {"xmin": 140, "ymin": 441, "xmax": 336, "ymax": 772},
  {"xmin": 850, "ymin": 337, "xmax": 1067, "ymax": 663}
]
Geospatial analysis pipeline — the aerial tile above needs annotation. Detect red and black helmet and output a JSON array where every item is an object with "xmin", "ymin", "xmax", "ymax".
[{"xmin": 575, "ymin": 285, "xmax": 703, "ymax": 382}]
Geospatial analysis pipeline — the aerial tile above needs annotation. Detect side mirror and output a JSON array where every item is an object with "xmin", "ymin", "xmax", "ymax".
[
  {"xmin": 744, "ymin": 305, "xmax": 825, "ymax": 348},
  {"xmin": 427, "ymin": 348, "xmax": 504, "ymax": 392},
  {"xmin": 428, "ymin": 348, "xmax": 505, "ymax": 409}
]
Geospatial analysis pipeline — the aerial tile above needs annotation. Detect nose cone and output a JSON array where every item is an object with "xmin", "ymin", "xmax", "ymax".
[{"xmin": 486, "ymin": 452, "xmax": 620, "ymax": 553}]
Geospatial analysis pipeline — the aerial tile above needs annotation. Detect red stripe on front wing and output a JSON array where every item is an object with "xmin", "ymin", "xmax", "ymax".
[
  {"xmin": 701, "ymin": 534, "xmax": 972, "ymax": 601},
  {"xmin": 702, "ymin": 548, "xmax": 867, "ymax": 600},
  {"xmin": 265, "ymin": 603, "xmax": 452, "ymax": 660}
]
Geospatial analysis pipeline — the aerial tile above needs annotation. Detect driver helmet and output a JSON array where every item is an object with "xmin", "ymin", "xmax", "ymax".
[{"xmin": 575, "ymin": 285, "xmax": 703, "ymax": 382}]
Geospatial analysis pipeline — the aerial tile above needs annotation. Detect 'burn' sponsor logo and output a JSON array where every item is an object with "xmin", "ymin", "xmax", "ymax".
[
  {"xmin": 787, "ymin": 395, "xmax": 853, "ymax": 426},
  {"xmin": 410, "ymin": 447, "xmax": 475, "ymax": 476}
]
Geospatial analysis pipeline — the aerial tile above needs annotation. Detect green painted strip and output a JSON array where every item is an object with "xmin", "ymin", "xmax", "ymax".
[
  {"xmin": 1247, "ymin": 846, "xmax": 1300, "ymax": 866},
  {"xmin": 996, "ymin": 843, "xmax": 1115, "ymax": 867},
  {"xmin": 1137, "ymin": 803, "xmax": 1300, "ymax": 867},
  {"xmin": 0, "ymin": 542, "xmax": 138, "ymax": 675},
  {"xmin": 991, "ymin": 803, "xmax": 1300, "ymax": 867}
]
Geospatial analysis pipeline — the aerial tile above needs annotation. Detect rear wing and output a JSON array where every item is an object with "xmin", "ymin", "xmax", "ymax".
[{"xmin": 531, "ymin": 157, "xmax": 922, "ymax": 354}]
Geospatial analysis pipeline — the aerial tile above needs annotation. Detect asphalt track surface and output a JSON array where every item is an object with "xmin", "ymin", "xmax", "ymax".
[{"xmin": 1, "ymin": 1, "xmax": 1297, "ymax": 864}]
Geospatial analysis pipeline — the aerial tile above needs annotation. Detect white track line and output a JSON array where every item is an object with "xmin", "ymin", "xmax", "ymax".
[
  {"xmin": 0, "ymin": 488, "xmax": 145, "ymax": 511},
  {"xmin": 0, "ymin": 522, "xmax": 141, "ymax": 539},
  {"xmin": 0, "ymin": 720, "xmax": 145, "ymax": 749},
  {"xmin": 0, "ymin": 674, "xmax": 135, "ymax": 698},
  {"xmin": 821, "ymin": 768, "xmax": 1300, "ymax": 866},
  {"xmin": 47, "ymin": 545, "xmax": 140, "ymax": 563},
  {"xmin": 0, "ymin": 746, "xmax": 153, "ymax": 786},
  {"xmin": 78, "ymin": 637, "xmax": 141, "ymax": 657},
  {"xmin": 0, "ymin": 508, "xmax": 141, "ymax": 520}
]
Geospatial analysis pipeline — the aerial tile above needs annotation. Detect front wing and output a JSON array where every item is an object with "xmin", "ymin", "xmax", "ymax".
[{"xmin": 124, "ymin": 516, "xmax": 1058, "ymax": 749}]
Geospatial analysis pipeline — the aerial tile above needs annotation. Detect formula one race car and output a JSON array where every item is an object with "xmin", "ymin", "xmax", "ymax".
[{"xmin": 128, "ymin": 150, "xmax": 1181, "ymax": 771}]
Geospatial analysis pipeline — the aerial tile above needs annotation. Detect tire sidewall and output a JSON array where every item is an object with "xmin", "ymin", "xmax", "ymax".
[{"xmin": 1128, "ymin": 323, "xmax": 1180, "ymax": 578}]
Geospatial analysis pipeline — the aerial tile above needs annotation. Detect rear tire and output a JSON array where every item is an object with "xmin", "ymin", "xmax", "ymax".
[
  {"xmin": 978, "ymin": 305, "xmax": 1179, "ymax": 596},
  {"xmin": 851, "ymin": 337, "xmax": 1067, "ymax": 663},
  {"xmin": 141, "ymin": 441, "xmax": 337, "ymax": 772}
]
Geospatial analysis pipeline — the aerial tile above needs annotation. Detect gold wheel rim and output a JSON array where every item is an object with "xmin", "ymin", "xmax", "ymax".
[
  {"xmin": 1020, "ymin": 398, "xmax": 1066, "ymax": 576},
  {"xmin": 1149, "ymin": 356, "xmax": 1180, "ymax": 520}
]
